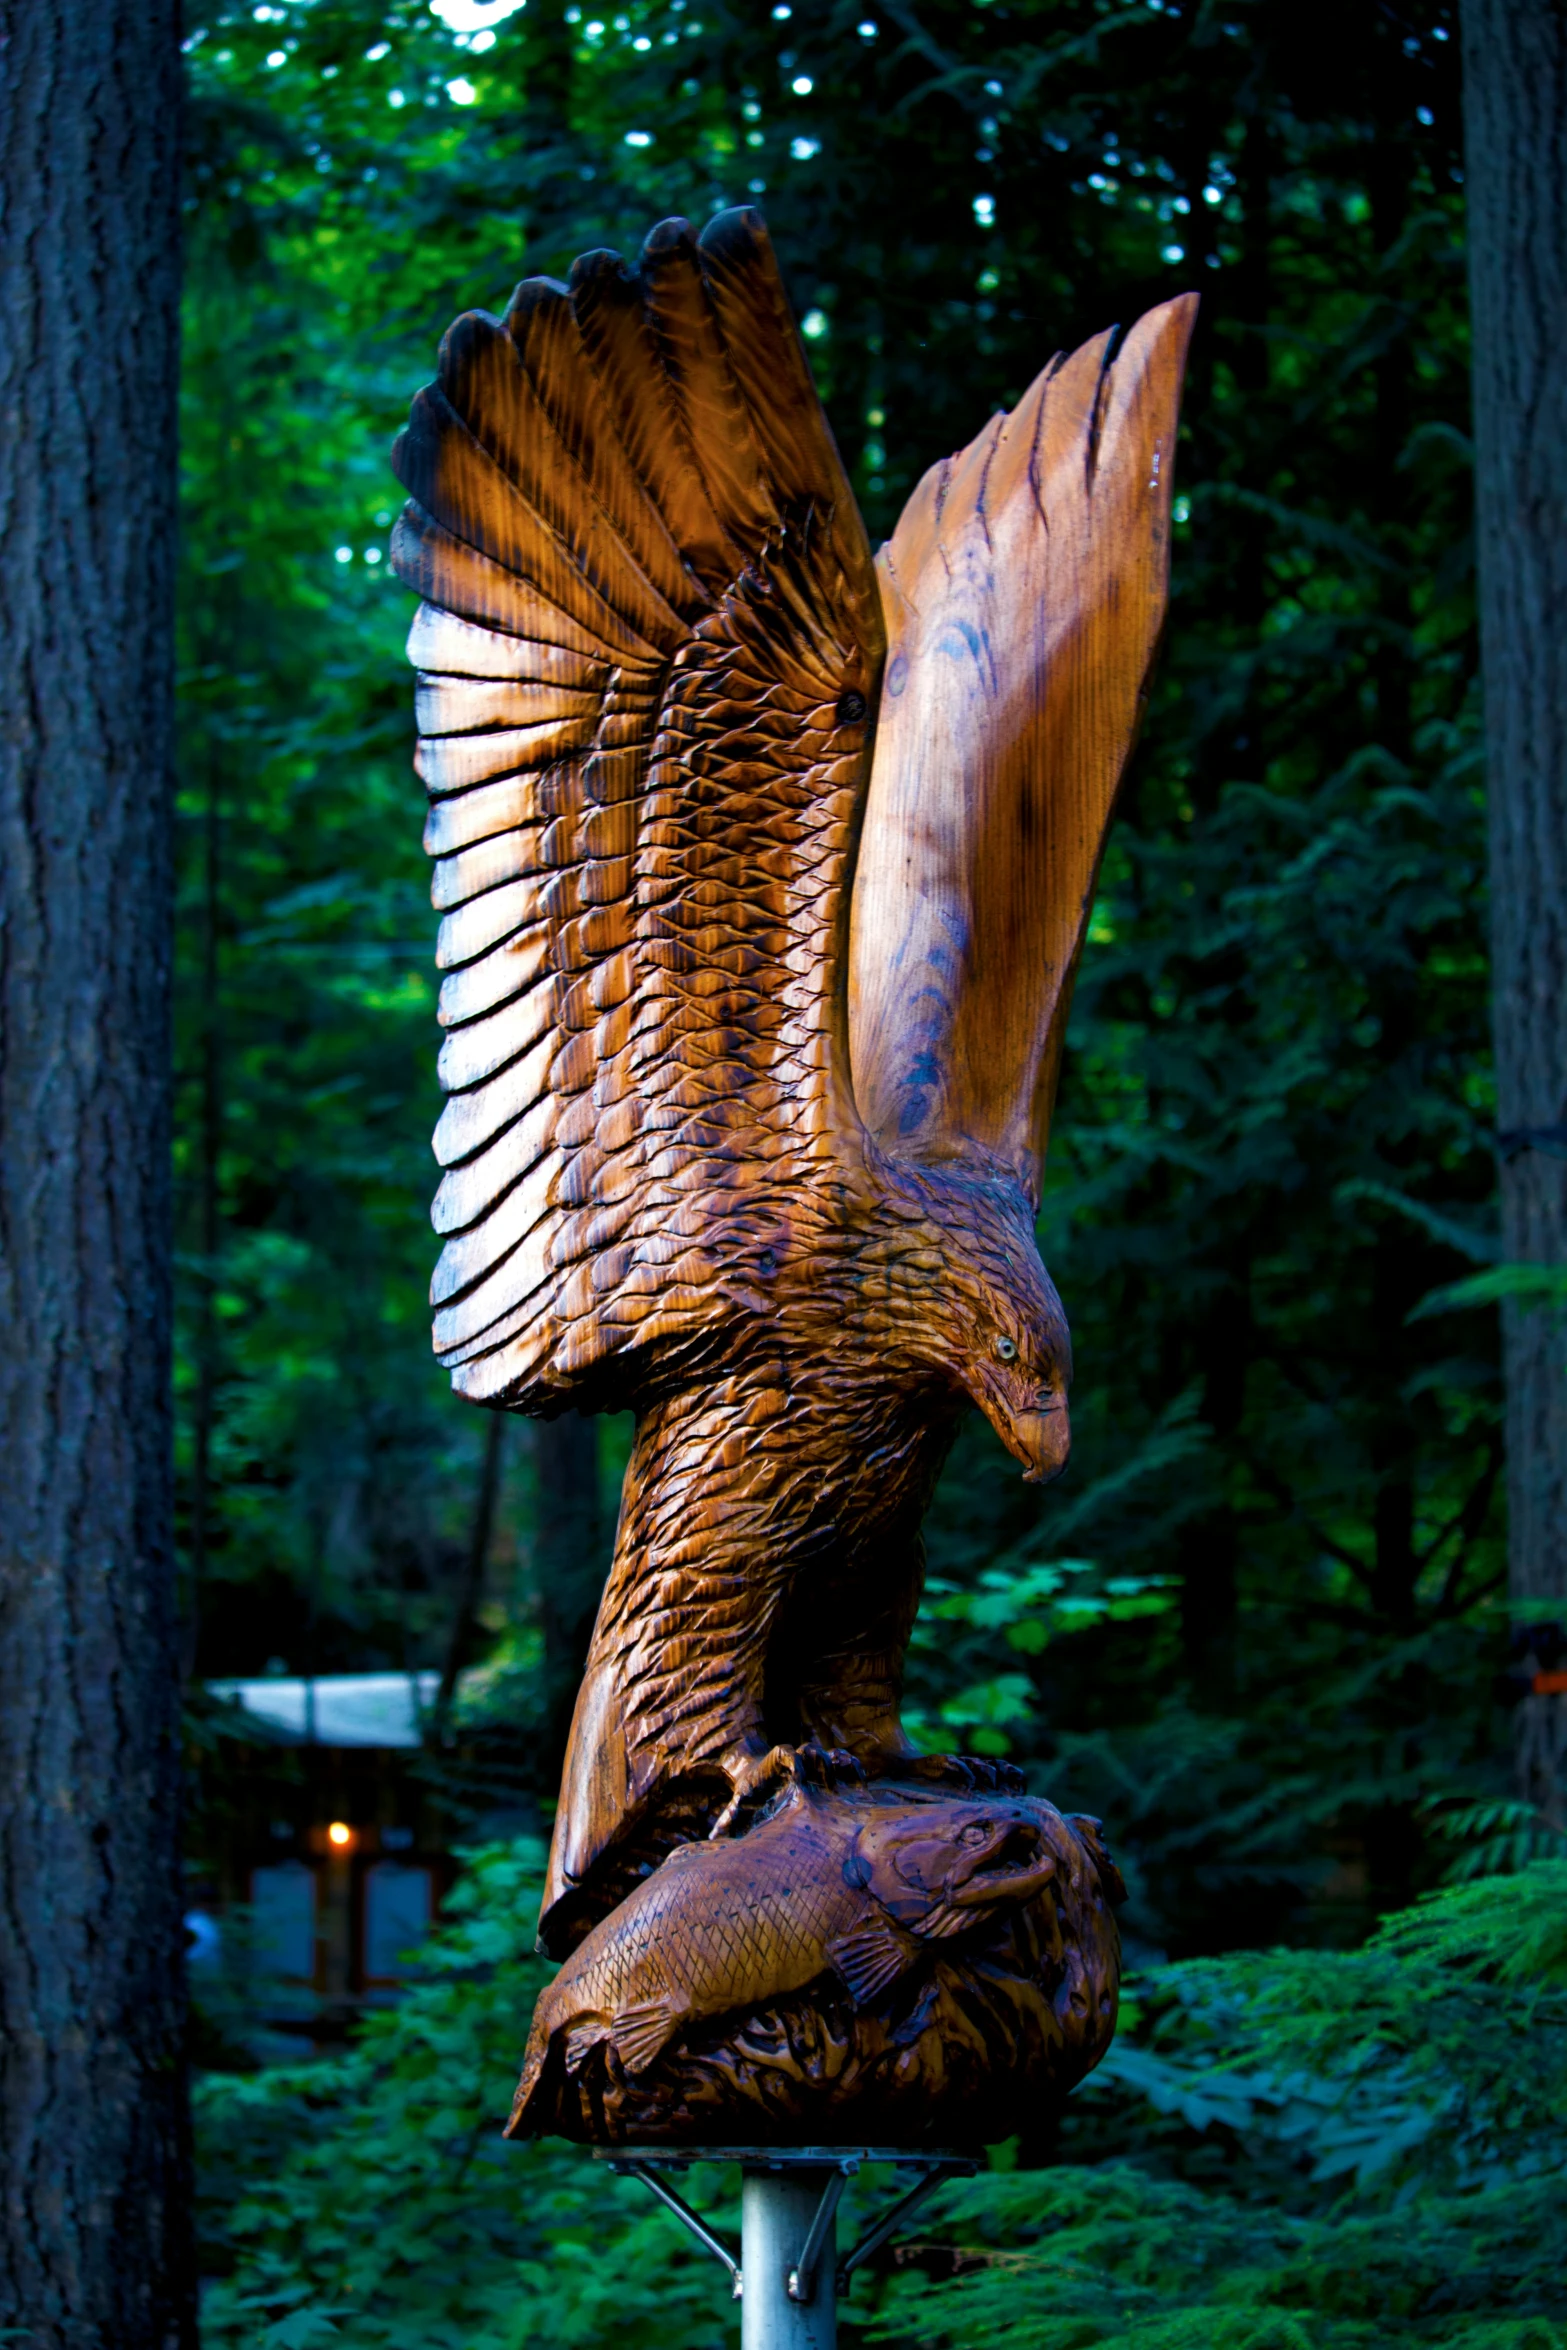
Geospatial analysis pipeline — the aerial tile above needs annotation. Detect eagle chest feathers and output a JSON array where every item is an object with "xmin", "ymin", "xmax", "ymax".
[{"xmin": 390, "ymin": 206, "xmax": 1195, "ymax": 1955}]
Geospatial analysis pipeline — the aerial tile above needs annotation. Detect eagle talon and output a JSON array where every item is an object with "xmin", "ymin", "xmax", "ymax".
[
  {"xmin": 905, "ymin": 1752, "xmax": 1027, "ymax": 1797},
  {"xmin": 798, "ymin": 1743, "xmax": 866, "ymax": 1790},
  {"xmin": 710, "ymin": 1742, "xmax": 800, "ymax": 1838}
]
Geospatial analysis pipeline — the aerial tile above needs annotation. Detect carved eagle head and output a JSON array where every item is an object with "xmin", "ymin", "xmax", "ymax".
[{"xmin": 866, "ymin": 1150, "xmax": 1073, "ymax": 1485}]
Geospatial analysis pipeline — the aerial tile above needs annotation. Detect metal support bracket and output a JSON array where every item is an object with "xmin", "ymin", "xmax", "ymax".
[
  {"xmin": 785, "ymin": 2170, "xmax": 846, "ymax": 2304},
  {"xmin": 834, "ymin": 2163, "xmax": 966, "ymax": 2292},
  {"xmin": 598, "ymin": 2145, "xmax": 978, "ymax": 2311},
  {"xmin": 616, "ymin": 2160, "xmax": 743, "ymax": 2298}
]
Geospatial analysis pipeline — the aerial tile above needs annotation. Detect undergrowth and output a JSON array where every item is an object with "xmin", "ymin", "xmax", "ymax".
[{"xmin": 196, "ymin": 1848, "xmax": 1567, "ymax": 2350}]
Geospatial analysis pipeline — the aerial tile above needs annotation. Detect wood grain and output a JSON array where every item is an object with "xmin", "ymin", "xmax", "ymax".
[
  {"xmin": 508, "ymin": 1779, "xmax": 1123, "ymax": 2146},
  {"xmin": 392, "ymin": 208, "xmax": 879, "ymax": 1420},
  {"xmin": 849, "ymin": 299, "xmax": 1198, "ymax": 1200},
  {"xmin": 393, "ymin": 213, "xmax": 1193, "ymax": 2129}
]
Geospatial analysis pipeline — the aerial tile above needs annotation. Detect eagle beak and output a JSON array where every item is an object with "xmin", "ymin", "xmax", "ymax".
[
  {"xmin": 983, "ymin": 1395, "xmax": 1070, "ymax": 1486},
  {"xmin": 965, "ymin": 1364, "xmax": 1072, "ymax": 1485}
]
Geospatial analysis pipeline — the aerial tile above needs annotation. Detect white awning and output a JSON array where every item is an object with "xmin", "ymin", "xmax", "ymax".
[{"xmin": 206, "ymin": 1672, "xmax": 445, "ymax": 1749}]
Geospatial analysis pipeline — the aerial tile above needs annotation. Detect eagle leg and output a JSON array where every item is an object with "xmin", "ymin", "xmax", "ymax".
[
  {"xmin": 902, "ymin": 1751, "xmax": 1028, "ymax": 1798},
  {"xmin": 797, "ymin": 1657, "xmax": 1025, "ymax": 1796},
  {"xmin": 796, "ymin": 1644, "xmax": 925, "ymax": 1776},
  {"xmin": 798, "ymin": 1741, "xmax": 866, "ymax": 1789},
  {"xmin": 708, "ymin": 1738, "xmax": 802, "ymax": 1838},
  {"xmin": 706, "ymin": 1736, "xmax": 865, "ymax": 1838}
]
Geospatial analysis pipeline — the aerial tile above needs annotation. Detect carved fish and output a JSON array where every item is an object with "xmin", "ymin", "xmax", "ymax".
[{"xmin": 508, "ymin": 1786, "xmax": 1074, "ymax": 2132}]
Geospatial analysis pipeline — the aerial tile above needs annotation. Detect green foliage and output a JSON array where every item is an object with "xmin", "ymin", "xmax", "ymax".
[
  {"xmin": 198, "ymin": 1844, "xmax": 1567, "ymax": 2348},
  {"xmin": 906, "ymin": 1553, "xmax": 1177, "ymax": 1754},
  {"xmin": 1414, "ymin": 1264, "xmax": 1567, "ymax": 1319},
  {"xmin": 1420, "ymin": 1795, "xmax": 1567, "ymax": 1883},
  {"xmin": 866, "ymin": 2166, "xmax": 1567, "ymax": 2350},
  {"xmin": 1080, "ymin": 1871, "xmax": 1567, "ymax": 2197},
  {"xmin": 176, "ymin": 2, "xmax": 1538, "ymax": 2336},
  {"xmin": 177, "ymin": 0, "xmax": 1506, "ymax": 1937},
  {"xmin": 198, "ymin": 1842, "xmax": 745, "ymax": 2349},
  {"xmin": 867, "ymin": 1864, "xmax": 1567, "ymax": 2348}
]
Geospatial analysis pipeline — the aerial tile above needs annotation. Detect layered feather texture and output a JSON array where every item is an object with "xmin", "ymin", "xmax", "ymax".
[
  {"xmin": 848, "ymin": 294, "xmax": 1200, "ymax": 1200},
  {"xmin": 391, "ymin": 209, "xmax": 884, "ymax": 1408},
  {"xmin": 392, "ymin": 217, "xmax": 1194, "ymax": 1946}
]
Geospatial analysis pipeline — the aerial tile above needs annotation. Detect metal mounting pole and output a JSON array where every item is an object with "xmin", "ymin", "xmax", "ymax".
[
  {"xmin": 742, "ymin": 2163, "xmax": 841, "ymax": 2350},
  {"xmin": 596, "ymin": 2145, "xmax": 977, "ymax": 2348}
]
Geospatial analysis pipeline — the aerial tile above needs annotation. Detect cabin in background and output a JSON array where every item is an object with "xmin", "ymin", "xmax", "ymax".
[{"xmin": 190, "ymin": 1672, "xmax": 466, "ymax": 2040}]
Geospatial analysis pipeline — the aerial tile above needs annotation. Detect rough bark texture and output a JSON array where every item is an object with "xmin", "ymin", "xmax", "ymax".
[
  {"xmin": 1462, "ymin": 0, "xmax": 1567, "ymax": 1811},
  {"xmin": 0, "ymin": 4, "xmax": 191, "ymax": 2342},
  {"xmin": 534, "ymin": 1417, "xmax": 607, "ymax": 1779},
  {"xmin": 436, "ymin": 1411, "xmax": 506, "ymax": 1719}
]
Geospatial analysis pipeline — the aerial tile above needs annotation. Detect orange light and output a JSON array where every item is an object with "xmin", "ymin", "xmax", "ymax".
[{"xmin": 327, "ymin": 1821, "xmax": 352, "ymax": 1848}]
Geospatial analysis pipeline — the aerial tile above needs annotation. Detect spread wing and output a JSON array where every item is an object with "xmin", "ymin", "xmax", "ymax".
[
  {"xmin": 847, "ymin": 296, "xmax": 1197, "ymax": 1201},
  {"xmin": 391, "ymin": 209, "xmax": 883, "ymax": 1408}
]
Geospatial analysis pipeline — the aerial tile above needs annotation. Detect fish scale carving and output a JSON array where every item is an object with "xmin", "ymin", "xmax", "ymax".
[
  {"xmin": 392, "ymin": 207, "xmax": 1194, "ymax": 1994},
  {"xmin": 508, "ymin": 1783, "xmax": 1124, "ymax": 2143}
]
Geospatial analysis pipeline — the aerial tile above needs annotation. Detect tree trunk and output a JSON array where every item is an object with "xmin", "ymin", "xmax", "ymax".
[
  {"xmin": 0, "ymin": 5, "xmax": 190, "ymax": 2343},
  {"xmin": 1461, "ymin": 0, "xmax": 1567, "ymax": 1815},
  {"xmin": 534, "ymin": 1417, "xmax": 608, "ymax": 1777},
  {"xmin": 435, "ymin": 1412, "xmax": 506, "ymax": 1725},
  {"xmin": 184, "ymin": 744, "xmax": 223, "ymax": 1682}
]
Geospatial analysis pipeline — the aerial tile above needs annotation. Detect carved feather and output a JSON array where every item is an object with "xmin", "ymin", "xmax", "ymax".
[
  {"xmin": 847, "ymin": 295, "xmax": 1199, "ymax": 1201},
  {"xmin": 395, "ymin": 214, "xmax": 1195, "ymax": 1953},
  {"xmin": 391, "ymin": 209, "xmax": 882, "ymax": 1409}
]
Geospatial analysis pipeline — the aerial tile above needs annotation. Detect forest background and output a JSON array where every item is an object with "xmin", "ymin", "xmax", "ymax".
[{"xmin": 171, "ymin": 0, "xmax": 1566, "ymax": 2343}]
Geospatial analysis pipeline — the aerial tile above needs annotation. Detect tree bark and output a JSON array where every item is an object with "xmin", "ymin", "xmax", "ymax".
[
  {"xmin": 0, "ymin": 4, "xmax": 191, "ymax": 2343},
  {"xmin": 436, "ymin": 1412, "xmax": 506, "ymax": 1725},
  {"xmin": 534, "ymin": 1416, "xmax": 608, "ymax": 1778},
  {"xmin": 184, "ymin": 742, "xmax": 223, "ymax": 1682},
  {"xmin": 1461, "ymin": 0, "xmax": 1567, "ymax": 1812}
]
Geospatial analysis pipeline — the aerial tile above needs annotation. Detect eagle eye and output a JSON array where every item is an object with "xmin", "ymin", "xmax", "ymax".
[
  {"xmin": 836, "ymin": 688, "xmax": 867, "ymax": 726},
  {"xmin": 993, "ymin": 1335, "xmax": 1018, "ymax": 1363}
]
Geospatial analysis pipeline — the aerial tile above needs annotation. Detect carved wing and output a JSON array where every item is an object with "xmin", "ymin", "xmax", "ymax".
[
  {"xmin": 391, "ymin": 210, "xmax": 883, "ymax": 1407},
  {"xmin": 847, "ymin": 296, "xmax": 1198, "ymax": 1201}
]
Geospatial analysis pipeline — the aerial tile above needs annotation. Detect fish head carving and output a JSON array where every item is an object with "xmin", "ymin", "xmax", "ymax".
[{"xmin": 847, "ymin": 1798, "xmax": 1056, "ymax": 1929}]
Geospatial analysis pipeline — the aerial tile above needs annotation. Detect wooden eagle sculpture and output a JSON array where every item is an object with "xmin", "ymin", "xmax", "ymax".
[{"xmin": 391, "ymin": 209, "xmax": 1195, "ymax": 1976}]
